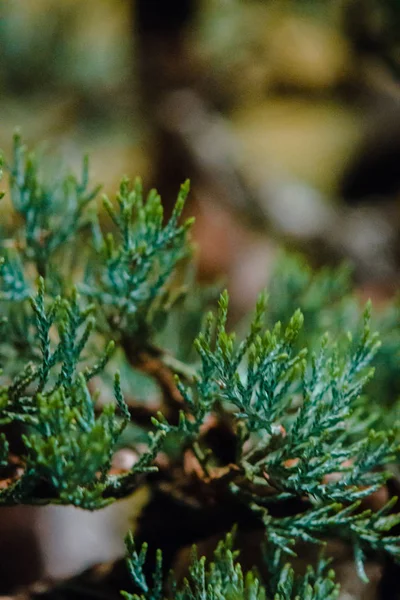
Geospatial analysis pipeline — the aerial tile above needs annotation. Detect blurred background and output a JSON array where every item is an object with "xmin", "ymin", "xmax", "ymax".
[{"xmin": 2, "ymin": 0, "xmax": 400, "ymax": 592}]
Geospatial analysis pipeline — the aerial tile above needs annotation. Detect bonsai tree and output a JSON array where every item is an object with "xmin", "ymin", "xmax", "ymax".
[{"xmin": 1, "ymin": 134, "xmax": 400, "ymax": 599}]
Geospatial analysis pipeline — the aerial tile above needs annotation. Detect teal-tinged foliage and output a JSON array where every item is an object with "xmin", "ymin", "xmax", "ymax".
[
  {"xmin": 7, "ymin": 132, "xmax": 100, "ymax": 279},
  {"xmin": 22, "ymin": 375, "xmax": 124, "ymax": 508},
  {"xmin": 1, "ymin": 136, "xmax": 400, "ymax": 595},
  {"xmin": 81, "ymin": 176, "xmax": 194, "ymax": 349},
  {"xmin": 153, "ymin": 289, "xmax": 400, "ymax": 577},
  {"xmin": 0, "ymin": 278, "xmax": 160, "ymax": 508},
  {"xmin": 122, "ymin": 530, "xmax": 340, "ymax": 600},
  {"xmin": 266, "ymin": 252, "xmax": 400, "ymax": 409},
  {"xmin": 266, "ymin": 253, "xmax": 354, "ymax": 341},
  {"xmin": 0, "ymin": 135, "xmax": 190, "ymax": 508}
]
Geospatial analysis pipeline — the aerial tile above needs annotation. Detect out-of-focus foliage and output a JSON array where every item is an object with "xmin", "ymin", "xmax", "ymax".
[
  {"xmin": 123, "ymin": 529, "xmax": 340, "ymax": 600},
  {"xmin": 266, "ymin": 253, "xmax": 400, "ymax": 411}
]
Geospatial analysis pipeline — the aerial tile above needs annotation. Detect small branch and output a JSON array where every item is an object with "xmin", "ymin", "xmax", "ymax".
[
  {"xmin": 161, "ymin": 352, "xmax": 197, "ymax": 381},
  {"xmin": 122, "ymin": 340, "xmax": 193, "ymax": 422},
  {"xmin": 136, "ymin": 350, "xmax": 184, "ymax": 410}
]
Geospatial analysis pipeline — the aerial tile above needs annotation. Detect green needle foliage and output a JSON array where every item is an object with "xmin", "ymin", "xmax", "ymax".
[
  {"xmin": 122, "ymin": 530, "xmax": 340, "ymax": 600},
  {"xmin": 266, "ymin": 252, "xmax": 400, "ymax": 410},
  {"xmin": 22, "ymin": 375, "xmax": 124, "ymax": 508},
  {"xmin": 152, "ymin": 290, "xmax": 400, "ymax": 580},
  {"xmin": 1, "ymin": 134, "xmax": 400, "ymax": 596},
  {"xmin": 82, "ymin": 175, "xmax": 194, "ymax": 350},
  {"xmin": 7, "ymin": 132, "xmax": 100, "ymax": 279}
]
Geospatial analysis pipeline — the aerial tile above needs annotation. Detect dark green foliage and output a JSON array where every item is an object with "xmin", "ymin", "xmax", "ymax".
[
  {"xmin": 0, "ymin": 135, "xmax": 189, "ymax": 508},
  {"xmin": 7, "ymin": 132, "xmax": 100, "ymax": 278},
  {"xmin": 152, "ymin": 289, "xmax": 400, "ymax": 578},
  {"xmin": 22, "ymin": 375, "xmax": 123, "ymax": 508},
  {"xmin": 1, "ymin": 136, "xmax": 400, "ymax": 596},
  {"xmin": 122, "ymin": 530, "xmax": 340, "ymax": 600},
  {"xmin": 266, "ymin": 252, "xmax": 400, "ymax": 410},
  {"xmin": 266, "ymin": 253, "xmax": 354, "ymax": 342},
  {"xmin": 0, "ymin": 277, "xmax": 157, "ymax": 508},
  {"xmin": 82, "ymin": 176, "xmax": 193, "ymax": 349}
]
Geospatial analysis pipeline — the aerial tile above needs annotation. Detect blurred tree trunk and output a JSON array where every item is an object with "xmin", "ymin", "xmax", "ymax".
[
  {"xmin": 135, "ymin": 0, "xmax": 198, "ymax": 110},
  {"xmin": 133, "ymin": 0, "xmax": 200, "ymax": 205},
  {"xmin": 132, "ymin": 0, "xmax": 266, "ymax": 247}
]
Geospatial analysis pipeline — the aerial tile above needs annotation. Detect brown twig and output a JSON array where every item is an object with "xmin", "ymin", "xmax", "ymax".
[{"xmin": 121, "ymin": 339, "xmax": 192, "ymax": 424}]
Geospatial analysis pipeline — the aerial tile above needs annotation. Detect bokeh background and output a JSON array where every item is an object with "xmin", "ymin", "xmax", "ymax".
[{"xmin": 1, "ymin": 0, "xmax": 400, "ymax": 592}]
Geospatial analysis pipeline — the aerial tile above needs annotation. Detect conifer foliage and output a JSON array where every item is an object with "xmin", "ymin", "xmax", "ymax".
[{"xmin": 0, "ymin": 135, "xmax": 400, "ymax": 597}]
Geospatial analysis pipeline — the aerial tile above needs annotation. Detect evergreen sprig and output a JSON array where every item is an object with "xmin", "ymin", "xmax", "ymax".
[
  {"xmin": 153, "ymin": 290, "xmax": 400, "ymax": 577},
  {"xmin": 82, "ymin": 176, "xmax": 193, "ymax": 349},
  {"xmin": 21, "ymin": 374, "xmax": 124, "ymax": 509},
  {"xmin": 0, "ymin": 277, "xmax": 162, "ymax": 508},
  {"xmin": 1, "ymin": 135, "xmax": 400, "ymax": 596},
  {"xmin": 122, "ymin": 530, "xmax": 340, "ymax": 600},
  {"xmin": 266, "ymin": 252, "xmax": 400, "ymax": 412},
  {"xmin": 6, "ymin": 132, "xmax": 100, "ymax": 278}
]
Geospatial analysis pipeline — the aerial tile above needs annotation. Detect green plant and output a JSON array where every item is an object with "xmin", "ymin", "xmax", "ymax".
[{"xmin": 0, "ymin": 134, "xmax": 400, "ymax": 598}]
